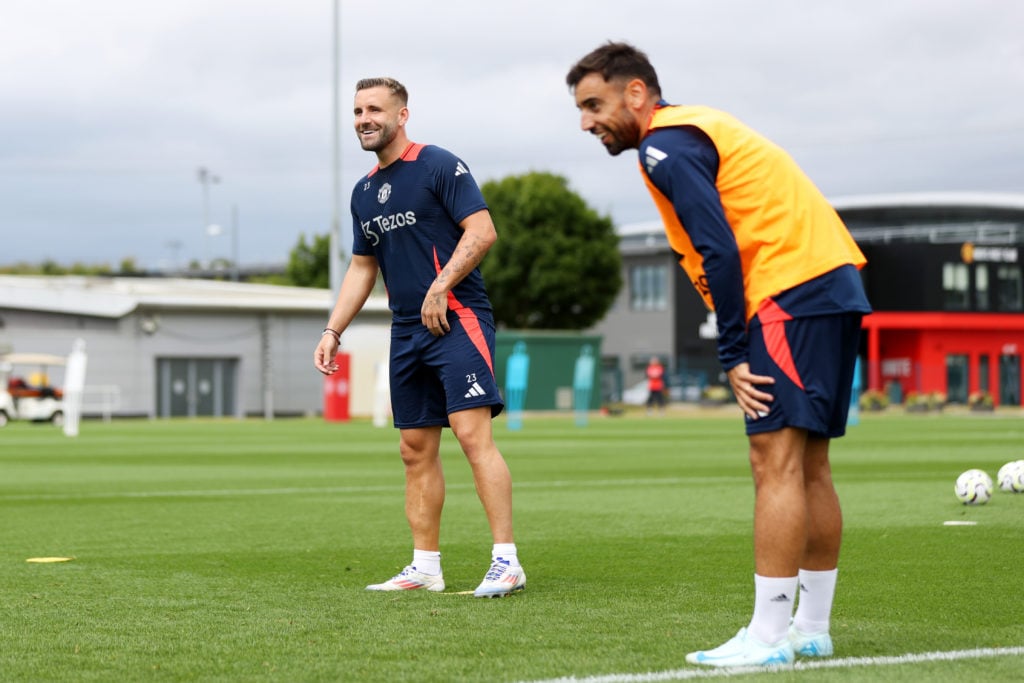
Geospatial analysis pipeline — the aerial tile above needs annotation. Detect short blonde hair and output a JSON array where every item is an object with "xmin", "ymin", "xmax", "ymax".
[{"xmin": 355, "ymin": 77, "xmax": 408, "ymax": 105}]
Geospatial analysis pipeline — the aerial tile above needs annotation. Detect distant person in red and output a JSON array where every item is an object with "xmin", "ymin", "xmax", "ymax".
[{"xmin": 645, "ymin": 356, "xmax": 667, "ymax": 414}]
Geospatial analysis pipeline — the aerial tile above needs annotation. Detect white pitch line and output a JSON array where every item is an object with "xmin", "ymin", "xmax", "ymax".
[
  {"xmin": 517, "ymin": 646, "xmax": 1024, "ymax": 683},
  {"xmin": 0, "ymin": 476, "xmax": 713, "ymax": 503}
]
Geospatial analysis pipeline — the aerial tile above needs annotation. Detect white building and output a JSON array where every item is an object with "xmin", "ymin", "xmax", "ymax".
[{"xmin": 0, "ymin": 276, "xmax": 390, "ymax": 419}]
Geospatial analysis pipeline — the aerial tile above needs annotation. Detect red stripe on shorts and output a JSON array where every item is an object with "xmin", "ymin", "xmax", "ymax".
[
  {"xmin": 758, "ymin": 298, "xmax": 804, "ymax": 390},
  {"xmin": 433, "ymin": 248, "xmax": 494, "ymax": 374}
]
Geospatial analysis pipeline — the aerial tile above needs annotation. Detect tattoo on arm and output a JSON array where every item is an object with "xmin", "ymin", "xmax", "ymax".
[{"xmin": 435, "ymin": 233, "xmax": 485, "ymax": 290}]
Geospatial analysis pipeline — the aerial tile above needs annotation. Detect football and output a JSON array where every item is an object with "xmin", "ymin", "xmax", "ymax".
[
  {"xmin": 996, "ymin": 460, "xmax": 1024, "ymax": 493},
  {"xmin": 954, "ymin": 468, "xmax": 993, "ymax": 505}
]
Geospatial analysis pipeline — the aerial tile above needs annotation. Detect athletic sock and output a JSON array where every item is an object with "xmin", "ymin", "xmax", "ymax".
[
  {"xmin": 492, "ymin": 543, "xmax": 519, "ymax": 567},
  {"xmin": 792, "ymin": 568, "xmax": 838, "ymax": 634},
  {"xmin": 412, "ymin": 549, "xmax": 441, "ymax": 576},
  {"xmin": 748, "ymin": 574, "xmax": 798, "ymax": 645}
]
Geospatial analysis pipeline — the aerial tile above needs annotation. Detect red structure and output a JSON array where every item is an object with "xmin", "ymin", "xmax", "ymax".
[
  {"xmin": 323, "ymin": 353, "xmax": 351, "ymax": 422},
  {"xmin": 830, "ymin": 193, "xmax": 1024, "ymax": 409},
  {"xmin": 863, "ymin": 312, "xmax": 1024, "ymax": 407}
]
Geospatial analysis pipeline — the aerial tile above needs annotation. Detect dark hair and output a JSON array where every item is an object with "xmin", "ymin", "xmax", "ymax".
[
  {"xmin": 355, "ymin": 77, "xmax": 408, "ymax": 106},
  {"xmin": 565, "ymin": 41, "xmax": 661, "ymax": 97}
]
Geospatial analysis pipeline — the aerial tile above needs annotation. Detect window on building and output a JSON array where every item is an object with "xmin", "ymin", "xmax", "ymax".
[
  {"xmin": 995, "ymin": 265, "xmax": 1022, "ymax": 311},
  {"xmin": 975, "ymin": 265, "xmax": 989, "ymax": 311},
  {"xmin": 629, "ymin": 264, "xmax": 668, "ymax": 311},
  {"xmin": 942, "ymin": 262, "xmax": 969, "ymax": 310},
  {"xmin": 999, "ymin": 354, "xmax": 1021, "ymax": 406},
  {"xmin": 946, "ymin": 354, "xmax": 969, "ymax": 404}
]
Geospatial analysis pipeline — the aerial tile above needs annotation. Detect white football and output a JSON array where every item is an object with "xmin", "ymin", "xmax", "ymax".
[
  {"xmin": 996, "ymin": 460, "xmax": 1024, "ymax": 493},
  {"xmin": 954, "ymin": 468, "xmax": 993, "ymax": 505}
]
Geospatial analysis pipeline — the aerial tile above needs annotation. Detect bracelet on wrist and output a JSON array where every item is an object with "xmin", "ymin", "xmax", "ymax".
[{"xmin": 322, "ymin": 328, "xmax": 341, "ymax": 341}]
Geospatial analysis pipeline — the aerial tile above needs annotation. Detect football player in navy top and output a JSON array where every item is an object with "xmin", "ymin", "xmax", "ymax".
[{"xmin": 314, "ymin": 77, "xmax": 524, "ymax": 598}]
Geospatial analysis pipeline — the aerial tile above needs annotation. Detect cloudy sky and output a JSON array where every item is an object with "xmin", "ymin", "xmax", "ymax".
[{"xmin": 2, "ymin": 0, "xmax": 1022, "ymax": 271}]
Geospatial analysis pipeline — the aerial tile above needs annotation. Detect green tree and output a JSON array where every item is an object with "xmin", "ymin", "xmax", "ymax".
[
  {"xmin": 286, "ymin": 233, "xmax": 331, "ymax": 288},
  {"xmin": 118, "ymin": 257, "xmax": 141, "ymax": 275},
  {"xmin": 480, "ymin": 172, "xmax": 622, "ymax": 330}
]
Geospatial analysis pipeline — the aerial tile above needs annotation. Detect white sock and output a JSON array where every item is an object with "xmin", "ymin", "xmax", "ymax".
[
  {"xmin": 492, "ymin": 543, "xmax": 519, "ymax": 567},
  {"xmin": 793, "ymin": 568, "xmax": 838, "ymax": 634},
  {"xmin": 412, "ymin": 549, "xmax": 441, "ymax": 576},
  {"xmin": 748, "ymin": 574, "xmax": 798, "ymax": 645}
]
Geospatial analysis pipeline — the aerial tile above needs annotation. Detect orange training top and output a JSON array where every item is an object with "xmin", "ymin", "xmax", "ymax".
[{"xmin": 640, "ymin": 105, "xmax": 866, "ymax": 322}]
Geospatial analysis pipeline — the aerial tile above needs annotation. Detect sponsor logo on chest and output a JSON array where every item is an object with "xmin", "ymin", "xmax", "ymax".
[{"xmin": 360, "ymin": 181, "xmax": 417, "ymax": 246}]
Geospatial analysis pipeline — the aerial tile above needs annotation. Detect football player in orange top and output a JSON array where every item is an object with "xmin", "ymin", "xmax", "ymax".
[{"xmin": 568, "ymin": 42, "xmax": 871, "ymax": 667}]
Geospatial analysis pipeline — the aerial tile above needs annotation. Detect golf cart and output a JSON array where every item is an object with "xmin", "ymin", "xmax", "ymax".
[{"xmin": 0, "ymin": 352, "xmax": 66, "ymax": 427}]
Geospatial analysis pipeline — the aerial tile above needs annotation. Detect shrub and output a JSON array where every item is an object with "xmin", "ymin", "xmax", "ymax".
[
  {"xmin": 859, "ymin": 389, "xmax": 889, "ymax": 411},
  {"xmin": 968, "ymin": 391, "xmax": 994, "ymax": 411},
  {"xmin": 701, "ymin": 385, "xmax": 731, "ymax": 404}
]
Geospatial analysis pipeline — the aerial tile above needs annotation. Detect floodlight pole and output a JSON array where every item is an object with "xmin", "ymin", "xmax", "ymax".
[
  {"xmin": 231, "ymin": 203, "xmax": 240, "ymax": 282},
  {"xmin": 329, "ymin": 0, "xmax": 343, "ymax": 298},
  {"xmin": 197, "ymin": 166, "xmax": 220, "ymax": 269}
]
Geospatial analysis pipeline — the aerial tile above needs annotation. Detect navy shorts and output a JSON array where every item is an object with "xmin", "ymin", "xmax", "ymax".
[
  {"xmin": 746, "ymin": 302, "xmax": 864, "ymax": 438},
  {"xmin": 389, "ymin": 309, "xmax": 504, "ymax": 429}
]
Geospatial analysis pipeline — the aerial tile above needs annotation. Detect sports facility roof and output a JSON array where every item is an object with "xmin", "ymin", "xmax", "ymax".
[
  {"xmin": 829, "ymin": 192, "xmax": 1024, "ymax": 212},
  {"xmin": 617, "ymin": 192, "xmax": 1024, "ymax": 248},
  {"xmin": 831, "ymin": 192, "xmax": 1024, "ymax": 244},
  {"xmin": 0, "ymin": 275, "xmax": 387, "ymax": 319}
]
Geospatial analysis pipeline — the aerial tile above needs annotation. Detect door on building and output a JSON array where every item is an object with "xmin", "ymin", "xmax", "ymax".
[
  {"xmin": 945, "ymin": 354, "xmax": 969, "ymax": 404},
  {"xmin": 998, "ymin": 354, "xmax": 1021, "ymax": 407},
  {"xmin": 599, "ymin": 355, "xmax": 622, "ymax": 405},
  {"xmin": 156, "ymin": 358, "xmax": 239, "ymax": 418}
]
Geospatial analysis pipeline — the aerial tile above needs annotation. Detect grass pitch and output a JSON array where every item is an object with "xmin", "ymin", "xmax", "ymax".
[{"xmin": 1, "ymin": 410, "xmax": 1022, "ymax": 681}]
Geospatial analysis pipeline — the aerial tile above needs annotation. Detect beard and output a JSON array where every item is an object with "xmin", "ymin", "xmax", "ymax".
[
  {"xmin": 597, "ymin": 107, "xmax": 640, "ymax": 156},
  {"xmin": 602, "ymin": 135, "xmax": 630, "ymax": 156},
  {"xmin": 358, "ymin": 121, "xmax": 398, "ymax": 152}
]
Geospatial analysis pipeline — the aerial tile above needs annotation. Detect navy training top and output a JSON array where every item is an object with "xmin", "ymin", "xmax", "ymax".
[{"xmin": 350, "ymin": 142, "xmax": 492, "ymax": 326}]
